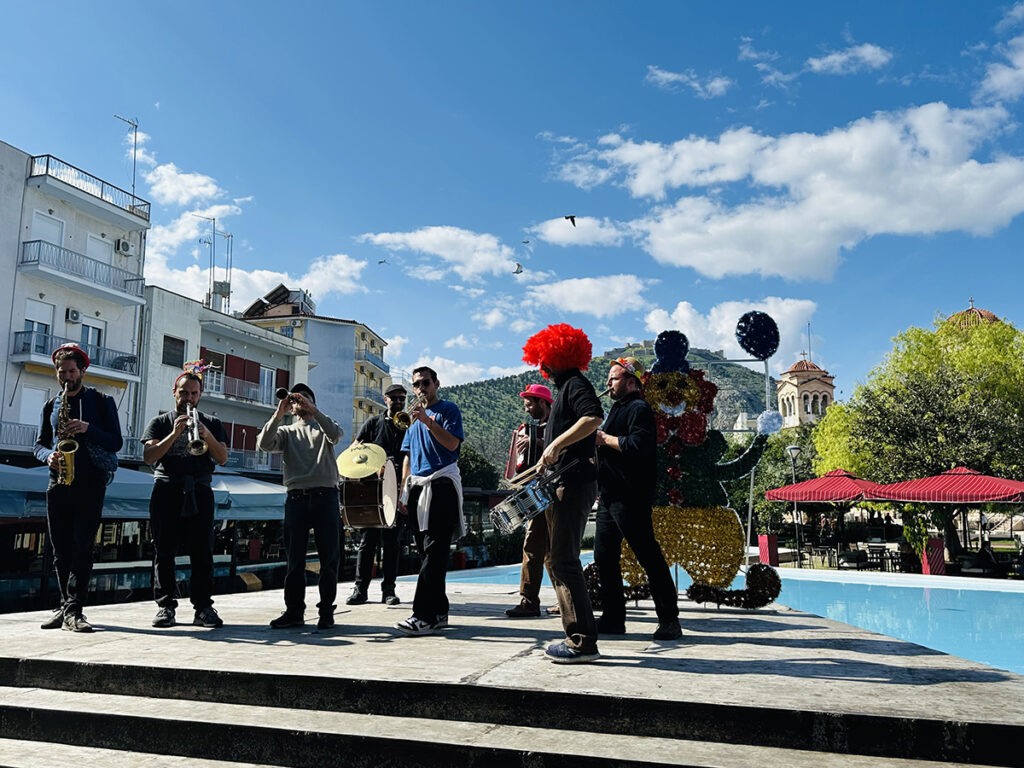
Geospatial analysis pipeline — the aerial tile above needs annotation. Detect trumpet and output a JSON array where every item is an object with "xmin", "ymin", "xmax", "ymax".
[
  {"xmin": 393, "ymin": 393, "xmax": 427, "ymax": 430},
  {"xmin": 186, "ymin": 404, "xmax": 208, "ymax": 455},
  {"xmin": 55, "ymin": 382, "xmax": 78, "ymax": 486}
]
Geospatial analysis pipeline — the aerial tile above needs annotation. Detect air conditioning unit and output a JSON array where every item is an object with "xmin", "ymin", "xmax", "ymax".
[
  {"xmin": 65, "ymin": 308, "xmax": 81, "ymax": 323},
  {"xmin": 115, "ymin": 238, "xmax": 136, "ymax": 256},
  {"xmin": 291, "ymin": 319, "xmax": 302, "ymax": 327}
]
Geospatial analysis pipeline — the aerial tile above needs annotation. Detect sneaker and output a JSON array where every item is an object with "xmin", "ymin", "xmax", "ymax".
[
  {"xmin": 433, "ymin": 614, "xmax": 449, "ymax": 629},
  {"xmin": 394, "ymin": 616, "xmax": 437, "ymax": 636},
  {"xmin": 382, "ymin": 593, "xmax": 401, "ymax": 606},
  {"xmin": 505, "ymin": 598, "xmax": 540, "ymax": 618},
  {"xmin": 40, "ymin": 606, "xmax": 65, "ymax": 630},
  {"xmin": 152, "ymin": 606, "xmax": 176, "ymax": 628},
  {"xmin": 653, "ymin": 621, "xmax": 682, "ymax": 641},
  {"xmin": 269, "ymin": 610, "xmax": 305, "ymax": 629},
  {"xmin": 346, "ymin": 588, "xmax": 368, "ymax": 605},
  {"xmin": 545, "ymin": 640, "xmax": 599, "ymax": 664},
  {"xmin": 597, "ymin": 615, "xmax": 626, "ymax": 635},
  {"xmin": 62, "ymin": 612, "xmax": 93, "ymax": 633},
  {"xmin": 317, "ymin": 614, "xmax": 335, "ymax": 630},
  {"xmin": 193, "ymin": 606, "xmax": 223, "ymax": 628}
]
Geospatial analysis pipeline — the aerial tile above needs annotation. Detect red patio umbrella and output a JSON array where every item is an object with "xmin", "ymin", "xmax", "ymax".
[
  {"xmin": 866, "ymin": 467, "xmax": 1024, "ymax": 504},
  {"xmin": 765, "ymin": 468, "xmax": 884, "ymax": 502}
]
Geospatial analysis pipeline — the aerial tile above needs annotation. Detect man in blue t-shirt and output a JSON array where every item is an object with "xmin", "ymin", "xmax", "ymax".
[{"xmin": 394, "ymin": 366, "xmax": 464, "ymax": 636}]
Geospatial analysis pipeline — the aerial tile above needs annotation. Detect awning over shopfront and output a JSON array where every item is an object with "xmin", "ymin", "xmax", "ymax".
[
  {"xmin": 765, "ymin": 468, "xmax": 884, "ymax": 503},
  {"xmin": 0, "ymin": 465, "xmax": 285, "ymax": 520},
  {"xmin": 866, "ymin": 467, "xmax": 1024, "ymax": 504}
]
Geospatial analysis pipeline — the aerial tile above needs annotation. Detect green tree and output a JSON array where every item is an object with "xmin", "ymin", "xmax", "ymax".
[
  {"xmin": 458, "ymin": 442, "xmax": 501, "ymax": 490},
  {"xmin": 812, "ymin": 315, "xmax": 1024, "ymax": 554}
]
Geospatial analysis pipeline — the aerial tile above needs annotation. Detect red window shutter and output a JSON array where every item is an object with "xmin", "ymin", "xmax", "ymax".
[
  {"xmin": 244, "ymin": 424, "xmax": 258, "ymax": 450},
  {"xmin": 276, "ymin": 368, "xmax": 289, "ymax": 389},
  {"xmin": 244, "ymin": 360, "xmax": 260, "ymax": 383},
  {"xmin": 221, "ymin": 422, "xmax": 233, "ymax": 447},
  {"xmin": 225, "ymin": 354, "xmax": 244, "ymax": 379},
  {"xmin": 200, "ymin": 346, "xmax": 208, "ymax": 362}
]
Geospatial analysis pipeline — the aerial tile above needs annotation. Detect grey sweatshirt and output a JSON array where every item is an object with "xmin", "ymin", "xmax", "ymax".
[{"xmin": 257, "ymin": 411, "xmax": 342, "ymax": 489}]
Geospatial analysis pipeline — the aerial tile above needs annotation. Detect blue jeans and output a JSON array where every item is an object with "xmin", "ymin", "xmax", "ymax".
[{"xmin": 283, "ymin": 488, "xmax": 341, "ymax": 614}]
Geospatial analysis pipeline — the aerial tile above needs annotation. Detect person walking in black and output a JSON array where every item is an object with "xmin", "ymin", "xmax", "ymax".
[
  {"xmin": 347, "ymin": 383, "xmax": 408, "ymax": 607},
  {"xmin": 594, "ymin": 357, "xmax": 681, "ymax": 641},
  {"xmin": 142, "ymin": 364, "xmax": 228, "ymax": 629},
  {"xmin": 34, "ymin": 343, "xmax": 122, "ymax": 632}
]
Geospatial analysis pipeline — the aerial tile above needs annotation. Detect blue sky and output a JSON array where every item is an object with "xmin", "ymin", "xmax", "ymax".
[{"xmin": 4, "ymin": 2, "xmax": 1024, "ymax": 398}]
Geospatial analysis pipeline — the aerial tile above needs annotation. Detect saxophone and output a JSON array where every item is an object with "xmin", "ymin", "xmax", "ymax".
[{"xmin": 55, "ymin": 383, "xmax": 78, "ymax": 486}]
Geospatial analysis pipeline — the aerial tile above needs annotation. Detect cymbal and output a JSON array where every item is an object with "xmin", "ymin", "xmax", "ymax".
[{"xmin": 337, "ymin": 443, "xmax": 387, "ymax": 479}]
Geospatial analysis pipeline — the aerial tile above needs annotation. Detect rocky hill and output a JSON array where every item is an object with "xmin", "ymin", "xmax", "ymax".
[{"xmin": 443, "ymin": 343, "xmax": 776, "ymax": 472}]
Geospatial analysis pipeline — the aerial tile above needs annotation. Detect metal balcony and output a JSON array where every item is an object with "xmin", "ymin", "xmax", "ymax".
[
  {"xmin": 204, "ymin": 373, "xmax": 276, "ymax": 407},
  {"xmin": 12, "ymin": 331, "xmax": 139, "ymax": 378},
  {"xmin": 0, "ymin": 420, "xmax": 142, "ymax": 461},
  {"xmin": 20, "ymin": 241, "xmax": 144, "ymax": 303},
  {"xmin": 355, "ymin": 347, "xmax": 390, "ymax": 374},
  {"xmin": 30, "ymin": 155, "xmax": 150, "ymax": 222},
  {"xmin": 225, "ymin": 449, "xmax": 283, "ymax": 473},
  {"xmin": 353, "ymin": 385, "xmax": 386, "ymax": 408}
]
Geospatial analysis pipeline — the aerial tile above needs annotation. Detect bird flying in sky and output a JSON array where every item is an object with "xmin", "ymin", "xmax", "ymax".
[
  {"xmin": 513, "ymin": 262, "xmax": 523, "ymax": 274},
  {"xmin": 564, "ymin": 215, "xmax": 576, "ymax": 227}
]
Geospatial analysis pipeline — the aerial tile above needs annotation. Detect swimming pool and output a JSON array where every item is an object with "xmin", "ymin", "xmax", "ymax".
[{"xmin": 423, "ymin": 556, "xmax": 1024, "ymax": 676}]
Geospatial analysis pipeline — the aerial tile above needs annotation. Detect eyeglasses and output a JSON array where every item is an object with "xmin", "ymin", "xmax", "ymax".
[{"xmin": 412, "ymin": 380, "xmax": 431, "ymax": 389}]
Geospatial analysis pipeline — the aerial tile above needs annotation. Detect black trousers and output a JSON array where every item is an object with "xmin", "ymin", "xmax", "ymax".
[
  {"xmin": 594, "ymin": 498, "xmax": 678, "ymax": 625},
  {"xmin": 408, "ymin": 480, "xmax": 459, "ymax": 623},
  {"xmin": 353, "ymin": 519, "xmax": 404, "ymax": 596},
  {"xmin": 46, "ymin": 478, "xmax": 106, "ymax": 613},
  {"xmin": 150, "ymin": 482, "xmax": 215, "ymax": 611},
  {"xmin": 282, "ymin": 488, "xmax": 341, "ymax": 614}
]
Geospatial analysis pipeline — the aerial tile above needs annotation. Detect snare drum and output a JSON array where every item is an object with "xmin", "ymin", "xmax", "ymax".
[
  {"xmin": 341, "ymin": 459, "xmax": 398, "ymax": 528},
  {"xmin": 489, "ymin": 477, "xmax": 557, "ymax": 535}
]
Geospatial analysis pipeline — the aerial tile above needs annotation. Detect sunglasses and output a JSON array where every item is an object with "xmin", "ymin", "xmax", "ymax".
[{"xmin": 412, "ymin": 380, "xmax": 431, "ymax": 389}]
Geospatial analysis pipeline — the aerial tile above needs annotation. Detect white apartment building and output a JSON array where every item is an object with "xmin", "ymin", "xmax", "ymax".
[
  {"xmin": 241, "ymin": 285, "xmax": 389, "ymax": 441},
  {"xmin": 0, "ymin": 141, "xmax": 151, "ymax": 461},
  {"xmin": 138, "ymin": 285, "xmax": 309, "ymax": 475}
]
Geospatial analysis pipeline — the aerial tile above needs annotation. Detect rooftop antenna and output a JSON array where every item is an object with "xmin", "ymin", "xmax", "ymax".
[
  {"xmin": 806, "ymin": 322, "xmax": 812, "ymax": 365},
  {"xmin": 191, "ymin": 213, "xmax": 216, "ymax": 304},
  {"xmin": 113, "ymin": 114, "xmax": 138, "ymax": 199}
]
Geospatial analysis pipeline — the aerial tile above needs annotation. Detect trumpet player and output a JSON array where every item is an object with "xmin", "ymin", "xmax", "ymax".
[
  {"xmin": 142, "ymin": 363, "xmax": 228, "ymax": 630},
  {"xmin": 258, "ymin": 384, "xmax": 343, "ymax": 630},
  {"xmin": 33, "ymin": 343, "xmax": 122, "ymax": 632},
  {"xmin": 347, "ymin": 383, "xmax": 408, "ymax": 608}
]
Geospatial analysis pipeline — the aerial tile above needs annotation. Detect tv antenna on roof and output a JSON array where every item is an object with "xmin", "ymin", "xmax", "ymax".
[{"xmin": 113, "ymin": 114, "xmax": 139, "ymax": 199}]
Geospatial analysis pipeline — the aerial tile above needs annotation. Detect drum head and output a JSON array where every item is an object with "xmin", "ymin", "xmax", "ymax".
[{"xmin": 381, "ymin": 460, "xmax": 397, "ymax": 526}]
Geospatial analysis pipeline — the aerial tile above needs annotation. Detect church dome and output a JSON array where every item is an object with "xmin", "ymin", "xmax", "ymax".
[
  {"xmin": 785, "ymin": 360, "xmax": 825, "ymax": 373},
  {"xmin": 947, "ymin": 301, "xmax": 1000, "ymax": 329}
]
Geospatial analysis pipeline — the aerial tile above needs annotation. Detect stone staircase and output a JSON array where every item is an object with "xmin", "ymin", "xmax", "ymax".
[{"xmin": 0, "ymin": 655, "xmax": 1018, "ymax": 767}]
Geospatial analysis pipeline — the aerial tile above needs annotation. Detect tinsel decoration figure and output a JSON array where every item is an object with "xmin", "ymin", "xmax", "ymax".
[
  {"xmin": 735, "ymin": 311, "xmax": 780, "ymax": 361},
  {"xmin": 615, "ymin": 327, "xmax": 781, "ymax": 609}
]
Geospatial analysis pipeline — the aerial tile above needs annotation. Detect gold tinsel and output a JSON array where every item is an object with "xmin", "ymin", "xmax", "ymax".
[{"xmin": 621, "ymin": 505, "xmax": 745, "ymax": 589}]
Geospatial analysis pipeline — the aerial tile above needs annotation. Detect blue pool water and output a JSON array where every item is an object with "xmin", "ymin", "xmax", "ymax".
[{"xmin": 426, "ymin": 557, "xmax": 1024, "ymax": 676}]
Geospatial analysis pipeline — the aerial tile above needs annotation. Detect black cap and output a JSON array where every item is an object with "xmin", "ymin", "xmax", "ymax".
[
  {"xmin": 385, "ymin": 383, "xmax": 407, "ymax": 396},
  {"xmin": 290, "ymin": 383, "xmax": 315, "ymax": 402}
]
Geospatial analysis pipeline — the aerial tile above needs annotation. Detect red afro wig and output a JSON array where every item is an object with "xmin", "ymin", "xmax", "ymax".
[{"xmin": 522, "ymin": 324, "xmax": 592, "ymax": 377}]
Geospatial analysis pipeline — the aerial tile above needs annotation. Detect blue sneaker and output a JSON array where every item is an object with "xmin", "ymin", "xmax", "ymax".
[{"xmin": 545, "ymin": 640, "xmax": 599, "ymax": 664}]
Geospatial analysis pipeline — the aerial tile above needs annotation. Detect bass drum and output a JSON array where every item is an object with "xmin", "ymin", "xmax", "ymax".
[{"xmin": 341, "ymin": 459, "xmax": 397, "ymax": 528}]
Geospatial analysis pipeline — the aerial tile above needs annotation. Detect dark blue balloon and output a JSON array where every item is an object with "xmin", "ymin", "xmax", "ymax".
[{"xmin": 735, "ymin": 312, "xmax": 779, "ymax": 360}]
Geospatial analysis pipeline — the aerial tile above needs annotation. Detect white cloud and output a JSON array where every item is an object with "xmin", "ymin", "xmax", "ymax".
[
  {"xmin": 385, "ymin": 335, "xmax": 409, "ymax": 359},
  {"xmin": 553, "ymin": 102, "xmax": 1024, "ymax": 280},
  {"xmin": 444, "ymin": 334, "xmax": 474, "ymax": 349},
  {"xmin": 127, "ymin": 130, "xmax": 158, "ymax": 168},
  {"xmin": 977, "ymin": 34, "xmax": 1024, "ymax": 102},
  {"xmin": 411, "ymin": 355, "xmax": 532, "ymax": 386},
  {"xmin": 527, "ymin": 275, "xmax": 652, "ymax": 318},
  {"xmin": 360, "ymin": 226, "xmax": 517, "ymax": 282},
  {"xmin": 645, "ymin": 65, "xmax": 734, "ymax": 98},
  {"xmin": 996, "ymin": 2, "xmax": 1024, "ymax": 34},
  {"xmin": 473, "ymin": 307, "xmax": 507, "ymax": 330},
  {"xmin": 533, "ymin": 216, "xmax": 625, "ymax": 247},
  {"xmin": 145, "ymin": 163, "xmax": 222, "ymax": 206},
  {"xmin": 806, "ymin": 44, "xmax": 893, "ymax": 75},
  {"xmin": 644, "ymin": 297, "xmax": 817, "ymax": 373}
]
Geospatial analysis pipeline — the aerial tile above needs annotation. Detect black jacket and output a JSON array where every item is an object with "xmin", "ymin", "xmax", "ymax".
[{"xmin": 597, "ymin": 391, "xmax": 657, "ymax": 506}]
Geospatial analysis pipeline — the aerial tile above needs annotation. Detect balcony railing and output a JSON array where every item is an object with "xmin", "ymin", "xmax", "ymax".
[
  {"xmin": 205, "ymin": 373, "xmax": 275, "ymax": 406},
  {"xmin": 30, "ymin": 155, "xmax": 151, "ymax": 221},
  {"xmin": 353, "ymin": 385, "xmax": 386, "ymax": 407},
  {"xmin": 21, "ymin": 241, "xmax": 144, "ymax": 298},
  {"xmin": 0, "ymin": 421, "xmax": 142, "ymax": 461},
  {"xmin": 12, "ymin": 331, "xmax": 138, "ymax": 375},
  {"xmin": 355, "ymin": 347, "xmax": 390, "ymax": 374}
]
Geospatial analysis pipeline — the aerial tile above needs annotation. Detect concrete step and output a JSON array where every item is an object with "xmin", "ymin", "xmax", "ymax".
[
  {"xmin": 0, "ymin": 657, "xmax": 1018, "ymax": 766},
  {"xmin": 0, "ymin": 737, "xmax": 267, "ymax": 767},
  {"xmin": 0, "ymin": 687, "xmax": 998, "ymax": 768}
]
